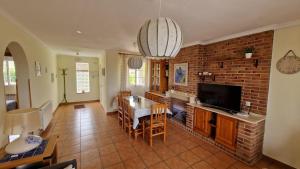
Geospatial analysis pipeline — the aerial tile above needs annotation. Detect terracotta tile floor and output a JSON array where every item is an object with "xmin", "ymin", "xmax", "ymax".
[{"xmin": 45, "ymin": 102, "xmax": 288, "ymax": 169}]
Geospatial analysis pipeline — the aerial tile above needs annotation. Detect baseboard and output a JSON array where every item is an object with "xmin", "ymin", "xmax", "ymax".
[
  {"xmin": 59, "ymin": 99, "xmax": 100, "ymax": 106},
  {"xmin": 262, "ymin": 155, "xmax": 296, "ymax": 169}
]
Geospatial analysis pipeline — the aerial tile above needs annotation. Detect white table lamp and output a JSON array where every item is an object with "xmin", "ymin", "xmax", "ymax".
[{"xmin": 4, "ymin": 108, "xmax": 42, "ymax": 154}]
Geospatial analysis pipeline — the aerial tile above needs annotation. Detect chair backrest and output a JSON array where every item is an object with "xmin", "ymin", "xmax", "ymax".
[
  {"xmin": 150, "ymin": 104, "xmax": 167, "ymax": 123},
  {"xmin": 117, "ymin": 94, "xmax": 123, "ymax": 107},
  {"xmin": 122, "ymin": 98, "xmax": 132, "ymax": 117},
  {"xmin": 118, "ymin": 90, "xmax": 131, "ymax": 109},
  {"xmin": 120, "ymin": 91, "xmax": 131, "ymax": 97}
]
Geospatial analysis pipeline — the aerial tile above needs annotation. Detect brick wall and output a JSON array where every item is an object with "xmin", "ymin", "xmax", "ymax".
[
  {"xmin": 186, "ymin": 104, "xmax": 195, "ymax": 129},
  {"xmin": 169, "ymin": 31, "xmax": 274, "ymax": 115},
  {"xmin": 236, "ymin": 121, "xmax": 265, "ymax": 164},
  {"xmin": 169, "ymin": 44, "xmax": 204, "ymax": 94}
]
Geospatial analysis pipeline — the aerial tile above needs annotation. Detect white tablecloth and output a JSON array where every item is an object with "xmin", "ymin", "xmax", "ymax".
[{"xmin": 124, "ymin": 96, "xmax": 172, "ymax": 129}]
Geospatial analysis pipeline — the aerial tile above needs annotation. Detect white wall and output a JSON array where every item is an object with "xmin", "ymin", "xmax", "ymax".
[
  {"xmin": 102, "ymin": 49, "xmax": 121, "ymax": 112},
  {"xmin": 4, "ymin": 86, "xmax": 16, "ymax": 95},
  {"xmin": 101, "ymin": 51, "xmax": 150, "ymax": 112},
  {"xmin": 264, "ymin": 25, "xmax": 300, "ymax": 168},
  {"xmin": 98, "ymin": 53, "xmax": 107, "ymax": 111},
  {"xmin": 57, "ymin": 55, "xmax": 99, "ymax": 103},
  {"xmin": 0, "ymin": 14, "xmax": 58, "ymax": 147}
]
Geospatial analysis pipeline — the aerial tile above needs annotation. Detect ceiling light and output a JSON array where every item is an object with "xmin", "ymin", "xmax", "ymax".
[
  {"xmin": 128, "ymin": 56, "xmax": 143, "ymax": 69},
  {"xmin": 76, "ymin": 30, "xmax": 82, "ymax": 34},
  {"xmin": 137, "ymin": 0, "xmax": 182, "ymax": 59}
]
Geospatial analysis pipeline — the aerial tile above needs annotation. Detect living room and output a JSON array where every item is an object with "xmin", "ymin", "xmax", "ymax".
[{"xmin": 0, "ymin": 1, "xmax": 299, "ymax": 169}]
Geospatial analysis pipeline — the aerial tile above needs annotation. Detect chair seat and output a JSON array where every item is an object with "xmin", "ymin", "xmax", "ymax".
[{"xmin": 145, "ymin": 119, "xmax": 164, "ymax": 128}]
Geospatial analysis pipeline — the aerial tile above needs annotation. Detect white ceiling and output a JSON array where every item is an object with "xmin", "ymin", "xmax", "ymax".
[{"xmin": 1, "ymin": 0, "xmax": 300, "ymax": 56}]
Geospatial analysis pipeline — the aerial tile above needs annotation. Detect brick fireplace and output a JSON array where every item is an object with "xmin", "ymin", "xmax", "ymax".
[{"xmin": 170, "ymin": 98, "xmax": 188, "ymax": 125}]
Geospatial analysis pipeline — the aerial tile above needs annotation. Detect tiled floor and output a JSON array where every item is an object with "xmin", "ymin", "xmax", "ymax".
[{"xmin": 46, "ymin": 102, "xmax": 288, "ymax": 169}]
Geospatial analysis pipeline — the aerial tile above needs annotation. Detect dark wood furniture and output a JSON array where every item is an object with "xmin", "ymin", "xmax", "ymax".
[
  {"xmin": 0, "ymin": 135, "xmax": 58, "ymax": 169},
  {"xmin": 193, "ymin": 107, "xmax": 238, "ymax": 150},
  {"xmin": 144, "ymin": 92, "xmax": 165, "ymax": 104},
  {"xmin": 40, "ymin": 159, "xmax": 77, "ymax": 169},
  {"xmin": 143, "ymin": 104, "xmax": 167, "ymax": 146},
  {"xmin": 150, "ymin": 60, "xmax": 168, "ymax": 94}
]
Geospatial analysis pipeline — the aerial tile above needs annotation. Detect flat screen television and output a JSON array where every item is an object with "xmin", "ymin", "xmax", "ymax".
[{"xmin": 197, "ymin": 83, "xmax": 242, "ymax": 114}]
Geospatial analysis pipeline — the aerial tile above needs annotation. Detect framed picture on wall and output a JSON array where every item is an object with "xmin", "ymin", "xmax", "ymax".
[
  {"xmin": 174, "ymin": 63, "xmax": 188, "ymax": 86},
  {"xmin": 35, "ymin": 61, "xmax": 41, "ymax": 76}
]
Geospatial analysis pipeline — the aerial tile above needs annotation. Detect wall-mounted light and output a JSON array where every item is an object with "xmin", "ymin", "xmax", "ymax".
[
  {"xmin": 76, "ymin": 30, "xmax": 82, "ymax": 34},
  {"xmin": 198, "ymin": 72, "xmax": 215, "ymax": 81}
]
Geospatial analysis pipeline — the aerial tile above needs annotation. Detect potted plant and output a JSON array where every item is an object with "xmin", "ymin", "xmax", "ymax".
[{"xmin": 244, "ymin": 47, "xmax": 254, "ymax": 59}]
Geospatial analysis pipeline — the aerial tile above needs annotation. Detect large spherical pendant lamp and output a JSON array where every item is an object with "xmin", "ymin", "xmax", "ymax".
[
  {"xmin": 128, "ymin": 56, "xmax": 143, "ymax": 69},
  {"xmin": 137, "ymin": 17, "xmax": 182, "ymax": 58}
]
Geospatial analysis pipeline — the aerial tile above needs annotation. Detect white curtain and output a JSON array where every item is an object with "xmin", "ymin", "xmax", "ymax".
[
  {"xmin": 120, "ymin": 54, "xmax": 150, "ymax": 96},
  {"xmin": 120, "ymin": 55, "xmax": 128, "ymax": 91}
]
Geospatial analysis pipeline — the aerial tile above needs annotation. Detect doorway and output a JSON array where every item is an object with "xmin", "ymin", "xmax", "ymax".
[
  {"xmin": 3, "ymin": 42, "xmax": 31, "ymax": 111},
  {"xmin": 3, "ymin": 48, "xmax": 17, "ymax": 111}
]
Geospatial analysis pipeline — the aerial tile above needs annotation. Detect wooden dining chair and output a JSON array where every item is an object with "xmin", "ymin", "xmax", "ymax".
[
  {"xmin": 117, "ymin": 94, "xmax": 124, "ymax": 127},
  {"xmin": 123, "ymin": 98, "xmax": 144, "ymax": 139},
  {"xmin": 143, "ymin": 103, "xmax": 167, "ymax": 146},
  {"xmin": 117, "ymin": 90, "xmax": 131, "ymax": 129},
  {"xmin": 120, "ymin": 90, "xmax": 131, "ymax": 97}
]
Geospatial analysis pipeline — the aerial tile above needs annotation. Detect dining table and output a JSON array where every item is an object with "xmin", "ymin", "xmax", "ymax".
[{"xmin": 124, "ymin": 96, "xmax": 172, "ymax": 129}]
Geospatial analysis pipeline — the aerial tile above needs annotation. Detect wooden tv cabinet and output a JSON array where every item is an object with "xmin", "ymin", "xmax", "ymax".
[
  {"xmin": 194, "ymin": 107, "xmax": 238, "ymax": 150},
  {"xmin": 187, "ymin": 103, "xmax": 265, "ymax": 165}
]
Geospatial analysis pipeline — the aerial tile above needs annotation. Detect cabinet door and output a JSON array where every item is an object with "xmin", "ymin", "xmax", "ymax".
[
  {"xmin": 215, "ymin": 115, "xmax": 238, "ymax": 150},
  {"xmin": 194, "ymin": 108, "xmax": 211, "ymax": 137},
  {"xmin": 150, "ymin": 60, "xmax": 168, "ymax": 93}
]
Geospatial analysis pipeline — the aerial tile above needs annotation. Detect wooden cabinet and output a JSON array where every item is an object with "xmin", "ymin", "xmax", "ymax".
[
  {"xmin": 215, "ymin": 114, "xmax": 238, "ymax": 150},
  {"xmin": 193, "ymin": 107, "xmax": 238, "ymax": 150},
  {"xmin": 193, "ymin": 108, "xmax": 211, "ymax": 137},
  {"xmin": 150, "ymin": 60, "xmax": 168, "ymax": 93},
  {"xmin": 145, "ymin": 92, "xmax": 152, "ymax": 100},
  {"xmin": 145, "ymin": 92, "xmax": 164, "ymax": 104}
]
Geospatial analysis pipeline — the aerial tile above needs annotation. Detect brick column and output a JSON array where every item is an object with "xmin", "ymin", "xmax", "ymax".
[
  {"xmin": 186, "ymin": 104, "xmax": 195, "ymax": 130},
  {"xmin": 236, "ymin": 121, "xmax": 265, "ymax": 164}
]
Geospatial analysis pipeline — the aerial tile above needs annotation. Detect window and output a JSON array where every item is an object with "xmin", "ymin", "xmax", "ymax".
[
  {"xmin": 3, "ymin": 58, "xmax": 16, "ymax": 86},
  {"xmin": 128, "ymin": 62, "xmax": 145, "ymax": 86},
  {"xmin": 76, "ymin": 62, "xmax": 90, "ymax": 93}
]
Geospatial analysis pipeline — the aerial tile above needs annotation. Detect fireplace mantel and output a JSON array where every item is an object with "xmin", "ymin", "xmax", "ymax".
[{"xmin": 166, "ymin": 90, "xmax": 196, "ymax": 102}]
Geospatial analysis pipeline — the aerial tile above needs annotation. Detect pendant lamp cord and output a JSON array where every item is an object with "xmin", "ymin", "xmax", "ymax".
[{"xmin": 158, "ymin": 0, "xmax": 162, "ymax": 18}]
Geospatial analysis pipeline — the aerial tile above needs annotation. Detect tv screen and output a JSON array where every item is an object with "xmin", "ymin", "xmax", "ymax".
[{"xmin": 197, "ymin": 83, "xmax": 242, "ymax": 113}]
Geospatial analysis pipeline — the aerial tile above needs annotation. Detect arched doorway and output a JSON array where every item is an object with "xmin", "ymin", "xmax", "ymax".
[{"xmin": 3, "ymin": 42, "xmax": 31, "ymax": 111}]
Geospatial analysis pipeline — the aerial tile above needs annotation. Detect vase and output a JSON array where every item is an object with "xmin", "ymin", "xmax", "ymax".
[{"xmin": 245, "ymin": 53, "xmax": 253, "ymax": 59}]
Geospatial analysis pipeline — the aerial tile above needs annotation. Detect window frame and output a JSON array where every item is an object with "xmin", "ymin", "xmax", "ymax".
[
  {"xmin": 76, "ymin": 62, "xmax": 90, "ymax": 94},
  {"xmin": 3, "ymin": 57, "xmax": 16, "ymax": 86},
  {"xmin": 128, "ymin": 62, "xmax": 146, "ymax": 87}
]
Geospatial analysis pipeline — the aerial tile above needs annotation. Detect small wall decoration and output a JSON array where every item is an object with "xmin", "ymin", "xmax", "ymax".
[
  {"xmin": 102, "ymin": 68, "xmax": 105, "ymax": 76},
  {"xmin": 35, "ymin": 61, "xmax": 41, "ymax": 76},
  {"xmin": 51, "ymin": 73, "xmax": 55, "ymax": 83},
  {"xmin": 174, "ymin": 63, "xmax": 188, "ymax": 86},
  {"xmin": 276, "ymin": 50, "xmax": 300, "ymax": 74}
]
